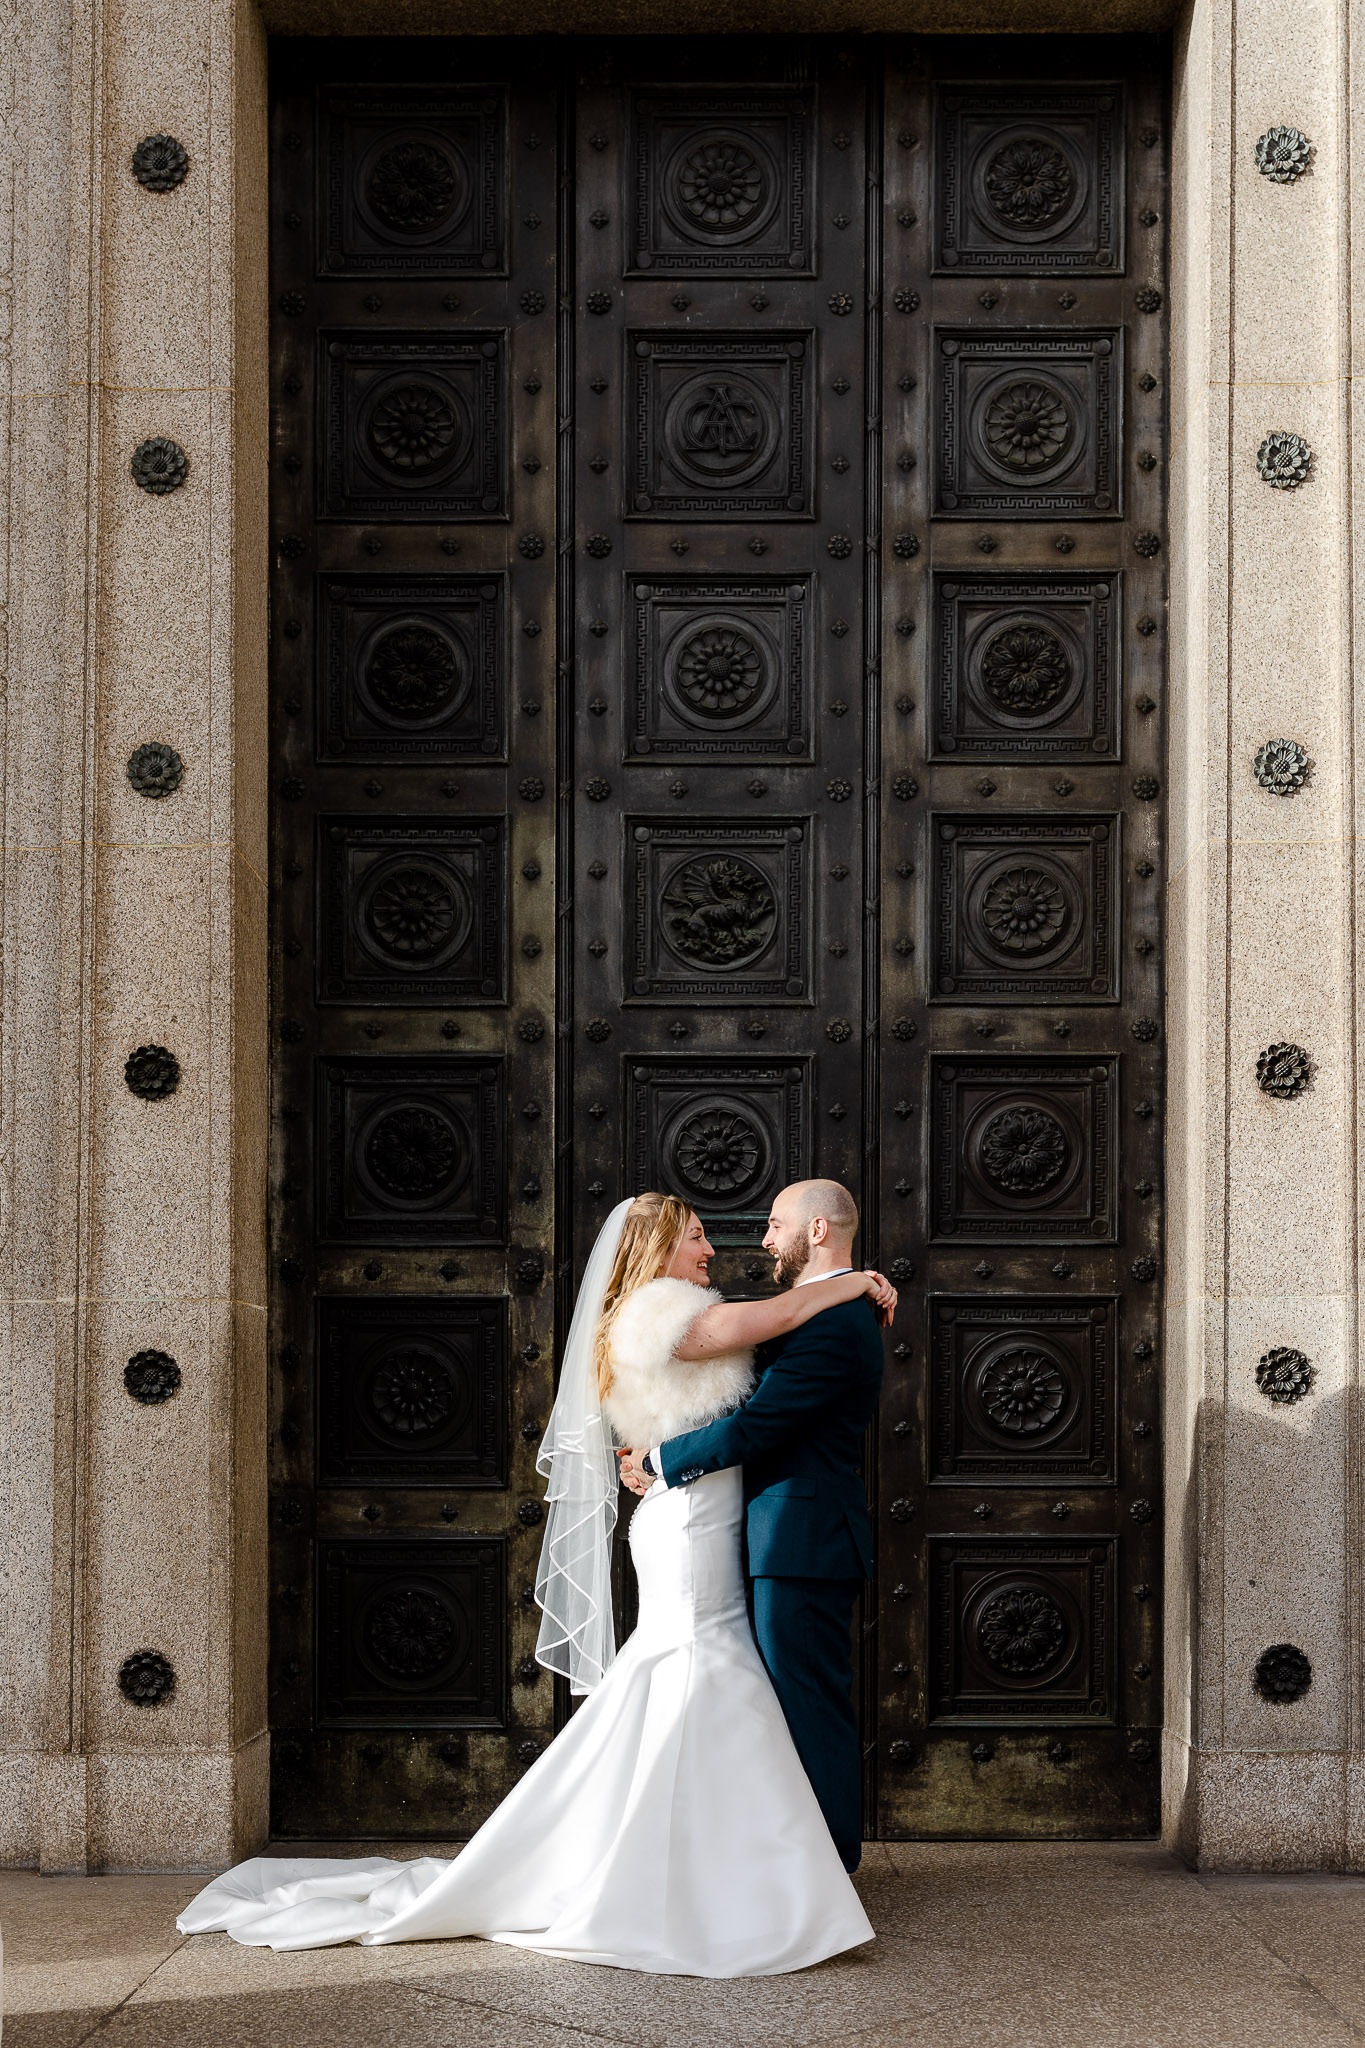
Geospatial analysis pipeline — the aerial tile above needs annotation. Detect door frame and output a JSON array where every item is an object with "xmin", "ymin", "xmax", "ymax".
[{"xmin": 235, "ymin": 0, "xmax": 1203, "ymax": 1867}]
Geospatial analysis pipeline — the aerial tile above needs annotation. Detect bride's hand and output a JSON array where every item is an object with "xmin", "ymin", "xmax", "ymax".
[
  {"xmin": 616, "ymin": 1447, "xmax": 651, "ymax": 1498},
  {"xmin": 862, "ymin": 1269, "xmax": 898, "ymax": 1327}
]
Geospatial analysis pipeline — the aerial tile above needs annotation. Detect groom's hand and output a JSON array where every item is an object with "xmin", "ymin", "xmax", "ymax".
[{"xmin": 617, "ymin": 1448, "xmax": 651, "ymax": 1498}]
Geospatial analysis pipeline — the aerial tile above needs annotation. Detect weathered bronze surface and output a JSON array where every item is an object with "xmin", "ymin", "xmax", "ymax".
[{"xmin": 269, "ymin": 32, "xmax": 1167, "ymax": 1841}]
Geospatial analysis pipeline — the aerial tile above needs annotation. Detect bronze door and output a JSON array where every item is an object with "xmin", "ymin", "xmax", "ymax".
[
  {"xmin": 878, "ymin": 42, "xmax": 1167, "ymax": 1838},
  {"xmin": 268, "ymin": 33, "xmax": 1166, "ymax": 1841},
  {"xmin": 268, "ymin": 41, "xmax": 561, "ymax": 1836}
]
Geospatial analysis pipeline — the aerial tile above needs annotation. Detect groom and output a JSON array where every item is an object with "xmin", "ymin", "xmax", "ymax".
[{"xmin": 619, "ymin": 1179, "xmax": 885, "ymax": 1873}]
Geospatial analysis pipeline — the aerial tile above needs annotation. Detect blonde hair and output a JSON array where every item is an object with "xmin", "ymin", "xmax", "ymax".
[{"xmin": 594, "ymin": 1192, "xmax": 694, "ymax": 1401}]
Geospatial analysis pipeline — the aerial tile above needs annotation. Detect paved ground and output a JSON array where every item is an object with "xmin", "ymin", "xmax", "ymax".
[{"xmin": 5, "ymin": 1841, "xmax": 1365, "ymax": 2047}]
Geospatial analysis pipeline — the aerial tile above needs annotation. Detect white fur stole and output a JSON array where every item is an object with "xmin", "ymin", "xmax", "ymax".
[{"xmin": 601, "ymin": 1276, "xmax": 754, "ymax": 1447}]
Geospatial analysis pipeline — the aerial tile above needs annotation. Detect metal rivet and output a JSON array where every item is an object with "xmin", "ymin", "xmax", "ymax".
[
  {"xmin": 126, "ymin": 742, "xmax": 183, "ymax": 798},
  {"xmin": 124, "ymin": 1350, "xmax": 180, "ymax": 1403},
  {"xmin": 118, "ymin": 1650, "xmax": 175, "ymax": 1705},
  {"xmin": 1255, "ymin": 126, "xmax": 1312, "ymax": 182},
  {"xmin": 1257, "ymin": 1346, "xmax": 1314, "ymax": 1403},
  {"xmin": 132, "ymin": 134, "xmax": 189, "ymax": 190},
  {"xmin": 1253, "ymin": 738, "xmax": 1309, "ymax": 794},
  {"xmin": 124, "ymin": 1044, "xmax": 179, "ymax": 1100},
  {"xmin": 1257, "ymin": 1042, "xmax": 1310, "ymax": 1098},
  {"xmin": 131, "ymin": 438, "xmax": 188, "ymax": 494},
  {"xmin": 1257, "ymin": 431, "xmax": 1312, "ymax": 488},
  {"xmin": 1255, "ymin": 1643, "xmax": 1312, "ymax": 1701}
]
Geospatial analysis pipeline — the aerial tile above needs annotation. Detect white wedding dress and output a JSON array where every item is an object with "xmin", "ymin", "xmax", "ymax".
[
  {"xmin": 178, "ymin": 1467, "xmax": 872, "ymax": 1974},
  {"xmin": 178, "ymin": 1266, "xmax": 873, "ymax": 1976}
]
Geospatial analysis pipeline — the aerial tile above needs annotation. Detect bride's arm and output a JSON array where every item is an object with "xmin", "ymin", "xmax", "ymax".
[{"xmin": 673, "ymin": 1269, "xmax": 891, "ymax": 1361}]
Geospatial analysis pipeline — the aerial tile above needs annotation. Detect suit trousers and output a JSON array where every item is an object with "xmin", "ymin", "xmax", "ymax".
[{"xmin": 750, "ymin": 1575, "xmax": 863, "ymax": 1873}]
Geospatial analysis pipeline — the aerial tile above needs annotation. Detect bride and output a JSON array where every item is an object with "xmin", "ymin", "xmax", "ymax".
[{"xmin": 177, "ymin": 1193, "xmax": 892, "ymax": 1976}]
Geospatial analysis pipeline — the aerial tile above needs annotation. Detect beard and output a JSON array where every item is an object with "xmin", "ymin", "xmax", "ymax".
[{"xmin": 772, "ymin": 1235, "xmax": 812, "ymax": 1291}]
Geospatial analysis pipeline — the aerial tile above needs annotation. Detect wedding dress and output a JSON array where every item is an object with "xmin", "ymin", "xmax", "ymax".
[{"xmin": 177, "ymin": 1272, "xmax": 873, "ymax": 1976}]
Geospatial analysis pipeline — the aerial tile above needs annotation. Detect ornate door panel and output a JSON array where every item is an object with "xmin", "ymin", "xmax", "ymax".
[
  {"xmin": 566, "ymin": 40, "xmax": 871, "ymax": 1324},
  {"xmin": 268, "ymin": 33, "xmax": 1166, "ymax": 1843},
  {"xmin": 874, "ymin": 41, "xmax": 1166, "ymax": 1837},
  {"xmin": 268, "ymin": 41, "xmax": 561, "ymax": 1837}
]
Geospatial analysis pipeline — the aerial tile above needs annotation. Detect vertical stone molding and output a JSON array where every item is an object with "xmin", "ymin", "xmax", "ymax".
[
  {"xmin": 1, "ymin": 0, "xmax": 268, "ymax": 1871},
  {"xmin": 1164, "ymin": 0, "xmax": 1363, "ymax": 1866}
]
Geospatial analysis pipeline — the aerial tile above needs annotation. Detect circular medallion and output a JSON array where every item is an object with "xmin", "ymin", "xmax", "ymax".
[
  {"xmin": 366, "ymin": 1342, "xmax": 464, "ymax": 1439},
  {"xmin": 131, "ymin": 437, "xmax": 188, "ymax": 494},
  {"xmin": 661, "ymin": 129, "xmax": 780, "ymax": 246},
  {"xmin": 663, "ymin": 613, "xmax": 780, "ymax": 731},
  {"xmin": 963, "ymin": 1332, "xmax": 1079, "ymax": 1451},
  {"xmin": 678, "ymin": 137, "xmax": 764, "ymax": 230},
  {"xmin": 970, "ymin": 859, "xmax": 1076, "ymax": 961},
  {"xmin": 978, "ymin": 1347, "xmax": 1067, "ymax": 1436},
  {"xmin": 358, "ymin": 857, "xmax": 472, "ymax": 968},
  {"xmin": 969, "ymin": 124, "xmax": 1086, "ymax": 245},
  {"xmin": 672, "ymin": 1106, "xmax": 765, "ymax": 1197},
  {"xmin": 125, "ymin": 1043, "xmax": 180, "ymax": 1100},
  {"xmin": 361, "ymin": 616, "xmax": 471, "ymax": 726},
  {"xmin": 356, "ymin": 375, "xmax": 469, "ymax": 493},
  {"xmin": 357, "ymin": 1097, "xmax": 469, "ymax": 1209},
  {"xmin": 983, "ymin": 138, "xmax": 1075, "ymax": 228},
  {"xmin": 676, "ymin": 625, "xmax": 763, "ymax": 717},
  {"xmin": 662, "ymin": 371, "xmax": 780, "ymax": 490},
  {"xmin": 977, "ymin": 1586, "xmax": 1067, "ymax": 1676},
  {"xmin": 963, "ymin": 609, "xmax": 1085, "ymax": 734},
  {"xmin": 980, "ymin": 624, "xmax": 1071, "ymax": 715},
  {"xmin": 1256, "ymin": 431, "xmax": 1312, "ymax": 490},
  {"xmin": 660, "ymin": 855, "xmax": 777, "ymax": 970},
  {"xmin": 1257, "ymin": 1041, "xmax": 1311, "ymax": 1099},
  {"xmin": 1253, "ymin": 736, "xmax": 1309, "ymax": 796},
  {"xmin": 363, "ymin": 1585, "xmax": 461, "ymax": 1680},
  {"xmin": 980, "ymin": 376, "xmax": 1075, "ymax": 476},
  {"xmin": 978, "ymin": 1106, "xmax": 1070, "ymax": 1195},
  {"xmin": 363, "ymin": 377, "xmax": 465, "ymax": 477},
  {"xmin": 357, "ymin": 131, "xmax": 471, "ymax": 243}
]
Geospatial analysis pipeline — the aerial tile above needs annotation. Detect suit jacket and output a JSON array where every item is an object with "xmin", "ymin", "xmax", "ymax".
[{"xmin": 657, "ymin": 1296, "xmax": 884, "ymax": 1579}]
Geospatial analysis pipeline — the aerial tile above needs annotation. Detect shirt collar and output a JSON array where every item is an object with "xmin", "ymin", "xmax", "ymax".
[{"xmin": 794, "ymin": 1266, "xmax": 853, "ymax": 1286}]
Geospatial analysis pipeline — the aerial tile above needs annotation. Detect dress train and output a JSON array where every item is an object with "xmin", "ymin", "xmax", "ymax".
[{"xmin": 177, "ymin": 1469, "xmax": 873, "ymax": 1977}]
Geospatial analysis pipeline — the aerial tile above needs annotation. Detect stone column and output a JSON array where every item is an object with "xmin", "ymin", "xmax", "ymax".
[
  {"xmin": 1, "ymin": 0, "xmax": 270, "ymax": 1871},
  {"xmin": 1164, "ymin": 0, "xmax": 1364, "ymax": 1866}
]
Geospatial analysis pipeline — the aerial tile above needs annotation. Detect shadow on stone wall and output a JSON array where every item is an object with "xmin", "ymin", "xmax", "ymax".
[{"xmin": 1167, "ymin": 1377, "xmax": 1360, "ymax": 1871}]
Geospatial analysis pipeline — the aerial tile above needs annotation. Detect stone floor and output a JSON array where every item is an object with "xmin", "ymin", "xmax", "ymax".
[{"xmin": 5, "ymin": 1842, "xmax": 1365, "ymax": 2047}]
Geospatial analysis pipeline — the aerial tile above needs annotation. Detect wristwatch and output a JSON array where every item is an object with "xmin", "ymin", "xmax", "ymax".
[{"xmin": 641, "ymin": 1451, "xmax": 656, "ymax": 1478}]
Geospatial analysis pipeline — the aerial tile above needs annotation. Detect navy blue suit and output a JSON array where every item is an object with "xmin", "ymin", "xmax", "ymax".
[{"xmin": 657, "ymin": 1295, "xmax": 883, "ymax": 1871}]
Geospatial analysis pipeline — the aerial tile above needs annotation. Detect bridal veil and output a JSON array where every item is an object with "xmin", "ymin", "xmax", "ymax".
[{"xmin": 533, "ymin": 1196, "xmax": 633, "ymax": 1695}]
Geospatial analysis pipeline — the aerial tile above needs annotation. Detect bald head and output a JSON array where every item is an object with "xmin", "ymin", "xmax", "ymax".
[{"xmin": 781, "ymin": 1179, "xmax": 859, "ymax": 1240}]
